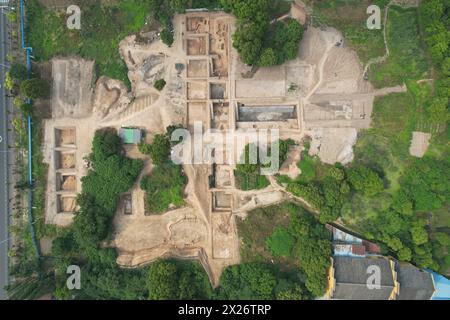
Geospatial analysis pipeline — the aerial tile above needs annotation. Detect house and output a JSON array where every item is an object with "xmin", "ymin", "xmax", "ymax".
[
  {"xmin": 119, "ymin": 127, "xmax": 142, "ymax": 144},
  {"xmin": 326, "ymin": 224, "xmax": 381, "ymax": 257},
  {"xmin": 397, "ymin": 262, "xmax": 435, "ymax": 300},
  {"xmin": 327, "ymin": 256, "xmax": 399, "ymax": 300}
]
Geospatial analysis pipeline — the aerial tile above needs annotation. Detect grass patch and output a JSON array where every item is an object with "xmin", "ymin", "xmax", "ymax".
[
  {"xmin": 297, "ymin": 151, "xmax": 316, "ymax": 182},
  {"xmin": 237, "ymin": 202, "xmax": 299, "ymax": 270},
  {"xmin": 234, "ymin": 171, "xmax": 270, "ymax": 191},
  {"xmin": 312, "ymin": 0, "xmax": 387, "ymax": 64},
  {"xmin": 266, "ymin": 226, "xmax": 295, "ymax": 257},
  {"xmin": 354, "ymin": 92, "xmax": 416, "ymax": 192},
  {"xmin": 369, "ymin": 6, "xmax": 429, "ymax": 88},
  {"xmin": 26, "ymin": 0, "xmax": 155, "ymax": 88}
]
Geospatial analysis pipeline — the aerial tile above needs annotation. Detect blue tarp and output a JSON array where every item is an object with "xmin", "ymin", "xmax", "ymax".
[{"xmin": 425, "ymin": 269, "xmax": 450, "ymax": 300}]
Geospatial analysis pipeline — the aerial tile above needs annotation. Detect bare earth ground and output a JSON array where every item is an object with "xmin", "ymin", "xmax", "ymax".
[
  {"xmin": 409, "ymin": 131, "xmax": 431, "ymax": 158},
  {"xmin": 43, "ymin": 7, "xmax": 407, "ymax": 285}
]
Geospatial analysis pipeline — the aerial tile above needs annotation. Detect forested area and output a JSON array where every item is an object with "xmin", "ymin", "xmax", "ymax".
[
  {"xmin": 234, "ymin": 203, "xmax": 331, "ymax": 299},
  {"xmin": 220, "ymin": 0, "xmax": 305, "ymax": 66},
  {"xmin": 280, "ymin": 0, "xmax": 450, "ymax": 274},
  {"xmin": 419, "ymin": 0, "xmax": 450, "ymax": 124},
  {"xmin": 45, "ymin": 129, "xmax": 211, "ymax": 299}
]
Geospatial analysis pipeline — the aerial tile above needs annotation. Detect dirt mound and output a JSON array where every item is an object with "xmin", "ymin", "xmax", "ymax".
[
  {"xmin": 308, "ymin": 127, "xmax": 357, "ymax": 164},
  {"xmin": 92, "ymin": 76, "xmax": 132, "ymax": 121}
]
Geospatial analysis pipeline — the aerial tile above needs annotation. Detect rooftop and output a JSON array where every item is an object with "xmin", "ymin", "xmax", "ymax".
[
  {"xmin": 397, "ymin": 263, "xmax": 435, "ymax": 300},
  {"xmin": 332, "ymin": 256, "xmax": 396, "ymax": 300},
  {"xmin": 119, "ymin": 128, "xmax": 142, "ymax": 144}
]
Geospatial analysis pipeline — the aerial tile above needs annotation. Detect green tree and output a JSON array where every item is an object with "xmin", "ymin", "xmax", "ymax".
[
  {"xmin": 154, "ymin": 79, "xmax": 166, "ymax": 91},
  {"xmin": 218, "ymin": 263, "xmax": 277, "ymax": 299},
  {"xmin": 434, "ymin": 232, "xmax": 450, "ymax": 246},
  {"xmin": 276, "ymin": 284, "xmax": 305, "ymax": 300},
  {"xmin": 258, "ymin": 48, "xmax": 277, "ymax": 67},
  {"xmin": 427, "ymin": 97, "xmax": 449, "ymax": 124},
  {"xmin": 92, "ymin": 128, "xmax": 122, "ymax": 160},
  {"xmin": 140, "ymin": 163, "xmax": 186, "ymax": 213},
  {"xmin": 289, "ymin": 213, "xmax": 331, "ymax": 297},
  {"xmin": 19, "ymin": 78, "xmax": 49, "ymax": 99},
  {"xmin": 147, "ymin": 261, "xmax": 178, "ymax": 299},
  {"xmin": 19, "ymin": 103, "xmax": 33, "ymax": 116},
  {"xmin": 347, "ymin": 166, "xmax": 384, "ymax": 196},
  {"xmin": 9, "ymin": 64, "xmax": 28, "ymax": 82},
  {"xmin": 411, "ymin": 220, "xmax": 429, "ymax": 246},
  {"xmin": 150, "ymin": 134, "xmax": 171, "ymax": 165},
  {"xmin": 442, "ymin": 57, "xmax": 450, "ymax": 76},
  {"xmin": 397, "ymin": 247, "xmax": 412, "ymax": 261},
  {"xmin": 138, "ymin": 142, "xmax": 152, "ymax": 155},
  {"xmin": 160, "ymin": 28, "xmax": 174, "ymax": 46}
]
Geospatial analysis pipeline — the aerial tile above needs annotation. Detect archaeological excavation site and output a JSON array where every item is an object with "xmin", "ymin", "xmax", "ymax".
[{"xmin": 40, "ymin": 8, "xmax": 409, "ymax": 286}]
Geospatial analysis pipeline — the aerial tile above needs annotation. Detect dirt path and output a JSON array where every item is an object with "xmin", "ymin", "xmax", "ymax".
[
  {"xmin": 363, "ymin": 1, "xmax": 393, "ymax": 78},
  {"xmin": 266, "ymin": 175, "xmax": 318, "ymax": 213},
  {"xmin": 373, "ymin": 84, "xmax": 407, "ymax": 95},
  {"xmin": 305, "ymin": 37, "xmax": 333, "ymax": 101}
]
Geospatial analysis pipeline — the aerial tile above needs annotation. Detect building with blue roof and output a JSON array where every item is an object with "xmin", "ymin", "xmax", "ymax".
[{"xmin": 426, "ymin": 270, "xmax": 450, "ymax": 300}]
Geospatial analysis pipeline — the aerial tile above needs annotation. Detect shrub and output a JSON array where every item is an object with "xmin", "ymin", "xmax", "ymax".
[
  {"xmin": 160, "ymin": 28, "xmax": 174, "ymax": 46},
  {"xmin": 154, "ymin": 78, "xmax": 167, "ymax": 91},
  {"xmin": 19, "ymin": 78, "xmax": 49, "ymax": 99},
  {"xmin": 149, "ymin": 133, "xmax": 171, "ymax": 165},
  {"xmin": 9, "ymin": 64, "xmax": 28, "ymax": 82}
]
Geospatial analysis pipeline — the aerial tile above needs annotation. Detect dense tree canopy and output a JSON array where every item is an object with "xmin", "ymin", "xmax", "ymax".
[
  {"xmin": 217, "ymin": 263, "xmax": 277, "ymax": 299},
  {"xmin": 347, "ymin": 165, "xmax": 384, "ymax": 197},
  {"xmin": 147, "ymin": 260, "xmax": 212, "ymax": 300},
  {"xmin": 221, "ymin": 0, "xmax": 305, "ymax": 66}
]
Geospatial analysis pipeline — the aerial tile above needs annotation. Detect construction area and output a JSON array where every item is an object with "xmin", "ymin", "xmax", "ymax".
[{"xmin": 42, "ymin": 5, "xmax": 408, "ymax": 285}]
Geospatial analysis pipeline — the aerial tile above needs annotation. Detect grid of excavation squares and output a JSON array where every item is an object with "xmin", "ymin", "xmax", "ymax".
[
  {"xmin": 184, "ymin": 14, "xmax": 234, "ymax": 208},
  {"xmin": 54, "ymin": 128, "xmax": 77, "ymax": 214}
]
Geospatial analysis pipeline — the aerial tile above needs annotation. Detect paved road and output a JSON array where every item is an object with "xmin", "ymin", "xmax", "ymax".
[{"xmin": 0, "ymin": 6, "xmax": 12, "ymax": 300}]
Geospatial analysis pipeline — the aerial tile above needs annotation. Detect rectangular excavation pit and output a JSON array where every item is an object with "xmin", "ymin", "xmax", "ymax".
[
  {"xmin": 55, "ymin": 127, "xmax": 76, "ymax": 147},
  {"xmin": 186, "ymin": 16, "xmax": 209, "ymax": 33},
  {"xmin": 187, "ymin": 102, "xmax": 208, "ymax": 132},
  {"xmin": 215, "ymin": 165, "xmax": 232, "ymax": 188},
  {"xmin": 210, "ymin": 56, "xmax": 228, "ymax": 77},
  {"xmin": 57, "ymin": 195, "xmax": 77, "ymax": 214},
  {"xmin": 187, "ymin": 81, "xmax": 207, "ymax": 100},
  {"xmin": 187, "ymin": 59, "xmax": 207, "ymax": 78},
  {"xmin": 210, "ymin": 83, "xmax": 226, "ymax": 99},
  {"xmin": 55, "ymin": 150, "xmax": 76, "ymax": 170},
  {"xmin": 211, "ymin": 102, "xmax": 229, "ymax": 130},
  {"xmin": 237, "ymin": 104, "xmax": 297, "ymax": 122},
  {"xmin": 56, "ymin": 173, "xmax": 77, "ymax": 192},
  {"xmin": 213, "ymin": 191, "xmax": 232, "ymax": 211},
  {"xmin": 186, "ymin": 36, "xmax": 207, "ymax": 56},
  {"xmin": 121, "ymin": 194, "xmax": 132, "ymax": 215}
]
